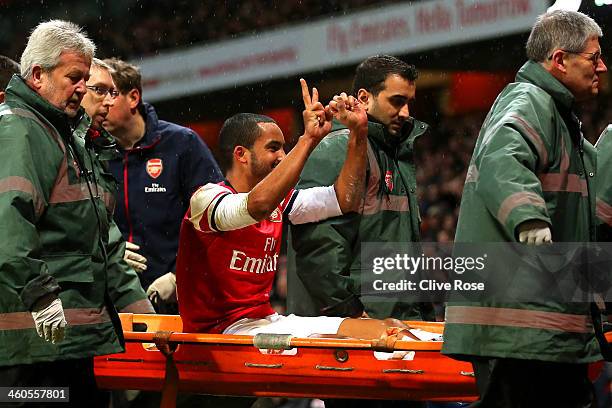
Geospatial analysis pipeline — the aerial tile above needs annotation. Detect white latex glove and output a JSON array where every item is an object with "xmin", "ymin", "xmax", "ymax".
[
  {"xmin": 146, "ymin": 272, "xmax": 177, "ymax": 302},
  {"xmin": 124, "ymin": 241, "xmax": 147, "ymax": 273},
  {"xmin": 31, "ymin": 297, "xmax": 67, "ymax": 344},
  {"xmin": 518, "ymin": 220, "xmax": 552, "ymax": 245}
]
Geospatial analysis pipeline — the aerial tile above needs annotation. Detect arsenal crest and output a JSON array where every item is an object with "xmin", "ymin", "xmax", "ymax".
[
  {"xmin": 268, "ymin": 208, "xmax": 282, "ymax": 223},
  {"xmin": 384, "ymin": 170, "xmax": 393, "ymax": 191},
  {"xmin": 146, "ymin": 158, "xmax": 163, "ymax": 179}
]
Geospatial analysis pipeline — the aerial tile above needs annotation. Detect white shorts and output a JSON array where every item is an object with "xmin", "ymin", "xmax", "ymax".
[{"xmin": 223, "ymin": 313, "xmax": 346, "ymax": 338}]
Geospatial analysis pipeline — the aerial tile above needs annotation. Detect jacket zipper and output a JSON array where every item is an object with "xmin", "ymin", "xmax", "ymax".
[
  {"xmin": 123, "ymin": 152, "xmax": 134, "ymax": 242},
  {"xmin": 578, "ymin": 137, "xmax": 595, "ymax": 241}
]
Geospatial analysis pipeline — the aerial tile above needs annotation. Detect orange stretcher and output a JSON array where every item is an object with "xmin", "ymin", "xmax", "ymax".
[
  {"xmin": 94, "ymin": 314, "xmax": 612, "ymax": 405},
  {"xmin": 94, "ymin": 314, "xmax": 478, "ymax": 404}
]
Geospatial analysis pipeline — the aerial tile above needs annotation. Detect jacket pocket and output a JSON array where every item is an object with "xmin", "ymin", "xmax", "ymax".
[{"xmin": 43, "ymin": 254, "xmax": 94, "ymax": 283}]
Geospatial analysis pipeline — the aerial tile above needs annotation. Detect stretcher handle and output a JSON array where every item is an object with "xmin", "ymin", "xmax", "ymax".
[
  {"xmin": 119, "ymin": 314, "xmax": 612, "ymax": 351},
  {"xmin": 122, "ymin": 330, "xmax": 443, "ymax": 351}
]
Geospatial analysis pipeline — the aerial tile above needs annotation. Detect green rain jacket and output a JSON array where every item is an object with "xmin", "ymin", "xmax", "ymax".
[
  {"xmin": 595, "ymin": 125, "xmax": 612, "ymax": 317},
  {"xmin": 72, "ymin": 116, "xmax": 153, "ymax": 314},
  {"xmin": 596, "ymin": 125, "xmax": 612, "ymax": 235},
  {"xmin": 288, "ymin": 117, "xmax": 433, "ymax": 320},
  {"xmin": 442, "ymin": 61, "xmax": 601, "ymax": 364},
  {"xmin": 0, "ymin": 76, "xmax": 125, "ymax": 366}
]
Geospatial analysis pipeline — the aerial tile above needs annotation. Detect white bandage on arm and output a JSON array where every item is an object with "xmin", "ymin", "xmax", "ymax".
[
  {"xmin": 212, "ymin": 193, "xmax": 258, "ymax": 231},
  {"xmin": 189, "ymin": 184, "xmax": 257, "ymax": 232},
  {"xmin": 287, "ymin": 185, "xmax": 342, "ymax": 225}
]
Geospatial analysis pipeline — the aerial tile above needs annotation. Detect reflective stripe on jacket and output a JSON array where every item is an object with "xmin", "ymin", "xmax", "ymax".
[
  {"xmin": 0, "ymin": 75, "xmax": 123, "ymax": 366},
  {"xmin": 442, "ymin": 61, "xmax": 601, "ymax": 364}
]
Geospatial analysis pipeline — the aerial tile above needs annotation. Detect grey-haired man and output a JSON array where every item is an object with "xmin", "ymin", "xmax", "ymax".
[{"xmin": 0, "ymin": 21, "xmax": 125, "ymax": 406}]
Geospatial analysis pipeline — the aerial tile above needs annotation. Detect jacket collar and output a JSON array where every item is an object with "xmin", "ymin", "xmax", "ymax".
[
  {"xmin": 516, "ymin": 61, "xmax": 586, "ymax": 145},
  {"xmin": 72, "ymin": 111, "xmax": 94, "ymax": 140},
  {"xmin": 367, "ymin": 116, "xmax": 428, "ymax": 157},
  {"xmin": 128, "ymin": 102, "xmax": 162, "ymax": 151},
  {"xmin": 332, "ymin": 115, "xmax": 428, "ymax": 159},
  {"xmin": 72, "ymin": 112, "xmax": 120, "ymax": 160},
  {"xmin": 329, "ymin": 116, "xmax": 427, "ymax": 197},
  {"xmin": 515, "ymin": 60, "xmax": 575, "ymax": 112},
  {"xmin": 5, "ymin": 74, "xmax": 84, "ymax": 135}
]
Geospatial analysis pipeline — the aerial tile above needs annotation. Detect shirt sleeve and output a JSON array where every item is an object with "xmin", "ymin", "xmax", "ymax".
[
  {"xmin": 189, "ymin": 183, "xmax": 257, "ymax": 232},
  {"xmin": 286, "ymin": 185, "xmax": 342, "ymax": 225}
]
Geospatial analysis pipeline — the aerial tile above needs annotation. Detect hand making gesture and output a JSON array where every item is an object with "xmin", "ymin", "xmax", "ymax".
[
  {"xmin": 300, "ymin": 78, "xmax": 332, "ymax": 143},
  {"xmin": 328, "ymin": 92, "xmax": 368, "ymax": 136}
]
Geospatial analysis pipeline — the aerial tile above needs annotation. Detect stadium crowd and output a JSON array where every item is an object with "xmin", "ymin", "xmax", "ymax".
[{"xmin": 0, "ymin": 0, "xmax": 399, "ymax": 60}]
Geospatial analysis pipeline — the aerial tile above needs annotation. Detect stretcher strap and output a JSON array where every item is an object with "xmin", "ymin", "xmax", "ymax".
[
  {"xmin": 153, "ymin": 331, "xmax": 179, "ymax": 408},
  {"xmin": 371, "ymin": 327, "xmax": 412, "ymax": 352},
  {"xmin": 253, "ymin": 333, "xmax": 293, "ymax": 350}
]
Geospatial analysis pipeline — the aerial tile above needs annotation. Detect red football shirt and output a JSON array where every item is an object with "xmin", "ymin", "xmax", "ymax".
[{"xmin": 176, "ymin": 181, "xmax": 296, "ymax": 333}]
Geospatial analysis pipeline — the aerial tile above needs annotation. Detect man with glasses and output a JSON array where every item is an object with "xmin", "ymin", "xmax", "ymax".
[
  {"xmin": 552, "ymin": 49, "xmax": 602, "ymax": 65},
  {"xmin": 79, "ymin": 58, "xmax": 154, "ymax": 316},
  {"xmin": 81, "ymin": 58, "xmax": 118, "ymax": 129},
  {"xmin": 442, "ymin": 10, "xmax": 607, "ymax": 407},
  {"xmin": 102, "ymin": 58, "xmax": 222, "ymax": 313}
]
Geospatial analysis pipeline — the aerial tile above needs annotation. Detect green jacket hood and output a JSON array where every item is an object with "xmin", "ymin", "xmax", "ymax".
[
  {"xmin": 516, "ymin": 60, "xmax": 575, "ymax": 112},
  {"xmin": 331, "ymin": 116, "xmax": 429, "ymax": 158},
  {"xmin": 331, "ymin": 117, "xmax": 428, "ymax": 197},
  {"xmin": 332, "ymin": 115, "xmax": 429, "ymax": 202}
]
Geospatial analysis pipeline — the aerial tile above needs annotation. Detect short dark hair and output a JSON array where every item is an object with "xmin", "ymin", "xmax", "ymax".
[
  {"xmin": 0, "ymin": 55, "xmax": 20, "ymax": 91},
  {"xmin": 218, "ymin": 113, "xmax": 276, "ymax": 173},
  {"xmin": 352, "ymin": 55, "xmax": 418, "ymax": 96},
  {"xmin": 103, "ymin": 58, "xmax": 143, "ymax": 102}
]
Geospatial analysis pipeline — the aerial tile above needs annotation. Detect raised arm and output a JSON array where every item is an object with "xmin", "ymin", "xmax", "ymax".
[
  {"xmin": 329, "ymin": 93, "xmax": 368, "ymax": 214},
  {"xmin": 246, "ymin": 79, "xmax": 333, "ymax": 221},
  {"xmin": 190, "ymin": 79, "xmax": 333, "ymax": 232},
  {"xmin": 283, "ymin": 94, "xmax": 367, "ymax": 226},
  {"xmin": 191, "ymin": 83, "xmax": 368, "ymax": 232}
]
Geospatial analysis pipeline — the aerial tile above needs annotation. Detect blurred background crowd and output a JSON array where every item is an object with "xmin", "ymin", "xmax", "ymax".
[{"xmin": 0, "ymin": 0, "xmax": 400, "ymax": 59}]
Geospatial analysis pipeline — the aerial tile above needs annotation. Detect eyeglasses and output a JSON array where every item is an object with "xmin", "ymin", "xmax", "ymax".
[
  {"xmin": 548, "ymin": 49, "xmax": 603, "ymax": 66},
  {"xmin": 86, "ymin": 85, "xmax": 119, "ymax": 98}
]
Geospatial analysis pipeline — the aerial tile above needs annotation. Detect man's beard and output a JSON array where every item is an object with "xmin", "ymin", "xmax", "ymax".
[{"xmin": 250, "ymin": 152, "xmax": 271, "ymax": 182}]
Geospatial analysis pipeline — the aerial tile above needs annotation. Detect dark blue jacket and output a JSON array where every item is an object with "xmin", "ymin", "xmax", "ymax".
[{"xmin": 108, "ymin": 103, "xmax": 222, "ymax": 288}]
